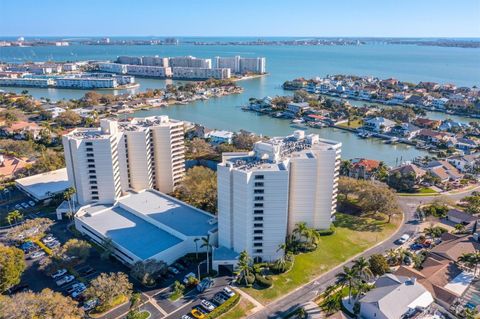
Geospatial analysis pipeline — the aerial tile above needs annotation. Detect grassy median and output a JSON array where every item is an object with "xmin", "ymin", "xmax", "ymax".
[{"xmin": 242, "ymin": 213, "xmax": 401, "ymax": 304}]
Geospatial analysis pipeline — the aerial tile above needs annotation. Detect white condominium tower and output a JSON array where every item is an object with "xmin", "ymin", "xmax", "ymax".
[
  {"xmin": 63, "ymin": 116, "xmax": 185, "ymax": 206},
  {"xmin": 217, "ymin": 130, "xmax": 341, "ymax": 262},
  {"xmin": 214, "ymin": 56, "xmax": 266, "ymax": 74}
]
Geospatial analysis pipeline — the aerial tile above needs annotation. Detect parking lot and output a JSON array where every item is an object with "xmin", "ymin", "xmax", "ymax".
[{"xmin": 1, "ymin": 216, "xmax": 238, "ymax": 319}]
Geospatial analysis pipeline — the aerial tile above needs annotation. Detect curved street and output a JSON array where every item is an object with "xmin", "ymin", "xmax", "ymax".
[{"xmin": 247, "ymin": 187, "xmax": 479, "ymax": 319}]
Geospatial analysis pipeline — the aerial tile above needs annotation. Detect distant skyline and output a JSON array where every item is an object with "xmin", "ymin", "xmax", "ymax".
[{"xmin": 1, "ymin": 0, "xmax": 479, "ymax": 38}]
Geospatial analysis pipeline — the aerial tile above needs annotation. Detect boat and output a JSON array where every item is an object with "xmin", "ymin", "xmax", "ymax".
[{"xmin": 291, "ymin": 118, "xmax": 305, "ymax": 124}]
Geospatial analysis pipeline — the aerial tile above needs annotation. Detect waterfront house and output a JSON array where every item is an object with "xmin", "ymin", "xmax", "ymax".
[
  {"xmin": 414, "ymin": 118, "xmax": 441, "ymax": 129},
  {"xmin": 417, "ymin": 129, "xmax": 451, "ymax": 144},
  {"xmin": 349, "ymin": 158, "xmax": 381, "ymax": 180},
  {"xmin": 207, "ymin": 130, "xmax": 234, "ymax": 144},
  {"xmin": 447, "ymin": 153, "xmax": 479, "ymax": 173},
  {"xmin": 453, "ymin": 137, "xmax": 478, "ymax": 152},
  {"xmin": 390, "ymin": 123, "xmax": 421, "ymax": 139},
  {"xmin": 363, "ymin": 117, "xmax": 396, "ymax": 133},
  {"xmin": 418, "ymin": 81, "xmax": 440, "ymax": 91},
  {"xmin": 439, "ymin": 119, "xmax": 470, "ymax": 132},
  {"xmin": 358, "ymin": 274, "xmax": 434, "ymax": 319},
  {"xmin": 426, "ymin": 160, "xmax": 463, "ymax": 182},
  {"xmin": 431, "ymin": 98, "xmax": 449, "ymax": 110},
  {"xmin": 405, "ymin": 94, "xmax": 425, "ymax": 106},
  {"xmin": 43, "ymin": 106, "xmax": 66, "ymax": 118},
  {"xmin": 286, "ymin": 102, "xmax": 310, "ymax": 115}
]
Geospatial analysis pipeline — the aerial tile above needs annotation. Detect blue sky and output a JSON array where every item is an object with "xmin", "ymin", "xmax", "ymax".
[{"xmin": 1, "ymin": 0, "xmax": 479, "ymax": 37}]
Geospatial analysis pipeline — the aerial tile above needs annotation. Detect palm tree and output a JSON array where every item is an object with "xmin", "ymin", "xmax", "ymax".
[
  {"xmin": 238, "ymin": 250, "xmax": 252, "ymax": 286},
  {"xmin": 353, "ymin": 257, "xmax": 373, "ymax": 281},
  {"xmin": 335, "ymin": 266, "xmax": 359, "ymax": 304},
  {"xmin": 201, "ymin": 235, "xmax": 212, "ymax": 274},
  {"xmin": 458, "ymin": 252, "xmax": 480, "ymax": 277},
  {"xmin": 293, "ymin": 222, "xmax": 309, "ymax": 243},
  {"xmin": 63, "ymin": 187, "xmax": 76, "ymax": 220},
  {"xmin": 6, "ymin": 210, "xmax": 23, "ymax": 226}
]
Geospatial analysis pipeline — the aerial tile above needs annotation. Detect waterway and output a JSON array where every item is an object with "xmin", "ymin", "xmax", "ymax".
[{"xmin": 1, "ymin": 40, "xmax": 479, "ymax": 165}]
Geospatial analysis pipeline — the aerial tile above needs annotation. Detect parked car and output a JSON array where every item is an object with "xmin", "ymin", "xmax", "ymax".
[
  {"xmin": 82, "ymin": 299, "xmax": 98, "ymax": 312},
  {"xmin": 30, "ymin": 251, "xmax": 46, "ymax": 259},
  {"xmin": 181, "ymin": 315, "xmax": 191, "ymax": 319},
  {"xmin": 71, "ymin": 286, "xmax": 87, "ymax": 299},
  {"xmin": 51, "ymin": 269, "xmax": 67, "ymax": 279},
  {"xmin": 222, "ymin": 286, "xmax": 235, "ymax": 298},
  {"xmin": 397, "ymin": 234, "xmax": 410, "ymax": 244},
  {"xmin": 28, "ymin": 201, "xmax": 35, "ymax": 207},
  {"xmin": 42, "ymin": 235, "xmax": 55, "ymax": 244},
  {"xmin": 79, "ymin": 266, "xmax": 95, "ymax": 276},
  {"xmin": 190, "ymin": 307, "xmax": 206, "ymax": 319},
  {"xmin": 14, "ymin": 204, "xmax": 22, "ymax": 210},
  {"xmin": 66, "ymin": 282, "xmax": 84, "ymax": 294},
  {"xmin": 46, "ymin": 240, "xmax": 60, "ymax": 248},
  {"xmin": 183, "ymin": 272, "xmax": 196, "ymax": 285},
  {"xmin": 410, "ymin": 243, "xmax": 423, "ymax": 251},
  {"xmin": 213, "ymin": 292, "xmax": 228, "ymax": 305},
  {"xmin": 56, "ymin": 275, "xmax": 75, "ymax": 286},
  {"xmin": 21, "ymin": 202, "xmax": 29, "ymax": 209},
  {"xmin": 196, "ymin": 277, "xmax": 214, "ymax": 292},
  {"xmin": 168, "ymin": 266, "xmax": 179, "ymax": 275},
  {"xmin": 200, "ymin": 299, "xmax": 216, "ymax": 312}
]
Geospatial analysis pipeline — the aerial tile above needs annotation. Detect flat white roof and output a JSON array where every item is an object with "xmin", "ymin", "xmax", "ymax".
[
  {"xmin": 15, "ymin": 168, "xmax": 70, "ymax": 200},
  {"xmin": 444, "ymin": 271, "xmax": 474, "ymax": 296}
]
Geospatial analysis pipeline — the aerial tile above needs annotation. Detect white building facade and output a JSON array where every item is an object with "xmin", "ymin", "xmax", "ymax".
[
  {"xmin": 62, "ymin": 116, "xmax": 185, "ymax": 207},
  {"xmin": 216, "ymin": 130, "xmax": 341, "ymax": 263}
]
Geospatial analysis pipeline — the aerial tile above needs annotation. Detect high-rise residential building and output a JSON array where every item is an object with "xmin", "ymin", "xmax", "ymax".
[
  {"xmin": 216, "ymin": 130, "xmax": 341, "ymax": 262},
  {"xmin": 141, "ymin": 56, "xmax": 169, "ymax": 67},
  {"xmin": 214, "ymin": 56, "xmax": 266, "ymax": 74},
  {"xmin": 171, "ymin": 67, "xmax": 231, "ymax": 80},
  {"xmin": 169, "ymin": 56, "xmax": 212, "ymax": 69},
  {"xmin": 62, "ymin": 116, "xmax": 185, "ymax": 206}
]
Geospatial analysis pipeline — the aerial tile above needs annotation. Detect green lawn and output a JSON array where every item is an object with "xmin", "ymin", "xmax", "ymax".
[
  {"xmin": 242, "ymin": 213, "xmax": 400, "ymax": 304},
  {"xmin": 221, "ymin": 298, "xmax": 255, "ymax": 319},
  {"xmin": 336, "ymin": 119, "xmax": 363, "ymax": 129},
  {"xmin": 418, "ymin": 187, "xmax": 437, "ymax": 194}
]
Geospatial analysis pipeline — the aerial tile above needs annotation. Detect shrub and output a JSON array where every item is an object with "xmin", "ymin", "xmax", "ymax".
[
  {"xmin": 369, "ymin": 254, "xmax": 390, "ymax": 276},
  {"xmin": 318, "ymin": 225, "xmax": 336, "ymax": 236},
  {"xmin": 270, "ymin": 260, "xmax": 293, "ymax": 274},
  {"xmin": 205, "ymin": 293, "xmax": 240, "ymax": 318},
  {"xmin": 255, "ymin": 273, "xmax": 273, "ymax": 288}
]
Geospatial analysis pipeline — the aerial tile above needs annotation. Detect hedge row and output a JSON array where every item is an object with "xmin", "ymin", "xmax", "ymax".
[
  {"xmin": 205, "ymin": 292, "xmax": 240, "ymax": 319},
  {"xmin": 318, "ymin": 226, "xmax": 336, "ymax": 236}
]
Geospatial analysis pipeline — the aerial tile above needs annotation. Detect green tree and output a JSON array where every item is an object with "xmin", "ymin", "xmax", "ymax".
[
  {"xmin": 173, "ymin": 166, "xmax": 217, "ymax": 213},
  {"xmin": 201, "ymin": 235, "xmax": 212, "ymax": 274},
  {"xmin": 358, "ymin": 185, "xmax": 400, "ymax": 222},
  {"xmin": 126, "ymin": 292, "xmax": 142, "ymax": 319},
  {"xmin": 63, "ymin": 187, "xmax": 76, "ymax": 220},
  {"xmin": 353, "ymin": 257, "xmax": 373, "ymax": 281},
  {"xmin": 60, "ymin": 239, "xmax": 91, "ymax": 263},
  {"xmin": 368, "ymin": 254, "xmax": 390, "ymax": 276},
  {"xmin": 0, "ymin": 244, "xmax": 26, "ymax": 292},
  {"xmin": 458, "ymin": 252, "xmax": 480, "ymax": 277},
  {"xmin": 0, "ymin": 288, "xmax": 84, "ymax": 319},
  {"xmin": 464, "ymin": 195, "xmax": 480, "ymax": 215},
  {"xmin": 6, "ymin": 209, "xmax": 23, "ymax": 226},
  {"xmin": 130, "ymin": 259, "xmax": 167, "ymax": 287},
  {"xmin": 85, "ymin": 272, "xmax": 132, "ymax": 310}
]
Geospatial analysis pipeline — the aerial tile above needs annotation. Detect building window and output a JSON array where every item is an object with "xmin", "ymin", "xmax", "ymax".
[
  {"xmin": 86, "ymin": 148, "xmax": 93, "ymax": 152},
  {"xmin": 89, "ymin": 175, "xmax": 96, "ymax": 179},
  {"xmin": 254, "ymin": 217, "xmax": 263, "ymax": 221},
  {"xmin": 85, "ymin": 142, "xmax": 92, "ymax": 146},
  {"xmin": 255, "ymin": 249, "xmax": 263, "ymax": 253},
  {"xmin": 88, "ymin": 164, "xmax": 95, "ymax": 168},
  {"xmin": 89, "ymin": 170, "xmax": 96, "ymax": 174},
  {"xmin": 254, "ymin": 236, "xmax": 263, "ymax": 241},
  {"xmin": 87, "ymin": 159, "xmax": 95, "ymax": 163},
  {"xmin": 254, "ymin": 175, "xmax": 264, "ymax": 180},
  {"xmin": 254, "ymin": 243, "xmax": 262, "ymax": 247},
  {"xmin": 86, "ymin": 153, "xmax": 94, "ymax": 158},
  {"xmin": 254, "ymin": 210, "xmax": 263, "ymax": 214},
  {"xmin": 254, "ymin": 203, "xmax": 263, "ymax": 208},
  {"xmin": 254, "ymin": 182, "xmax": 264, "ymax": 187},
  {"xmin": 254, "ymin": 223, "xmax": 263, "ymax": 228},
  {"xmin": 89, "ymin": 181, "xmax": 97, "ymax": 185},
  {"xmin": 254, "ymin": 189, "xmax": 264, "ymax": 194},
  {"xmin": 254, "ymin": 196, "xmax": 264, "ymax": 201},
  {"xmin": 91, "ymin": 191, "xmax": 98, "ymax": 195},
  {"xmin": 90, "ymin": 186, "xmax": 98, "ymax": 190},
  {"xmin": 254, "ymin": 230, "xmax": 263, "ymax": 234},
  {"xmin": 92, "ymin": 196, "xmax": 99, "ymax": 200}
]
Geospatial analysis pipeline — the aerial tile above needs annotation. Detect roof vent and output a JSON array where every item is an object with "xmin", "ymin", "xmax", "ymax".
[{"xmin": 208, "ymin": 218, "xmax": 218, "ymax": 225}]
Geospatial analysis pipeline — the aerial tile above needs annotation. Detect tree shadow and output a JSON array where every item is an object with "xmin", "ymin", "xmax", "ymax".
[{"xmin": 334, "ymin": 214, "xmax": 383, "ymax": 233}]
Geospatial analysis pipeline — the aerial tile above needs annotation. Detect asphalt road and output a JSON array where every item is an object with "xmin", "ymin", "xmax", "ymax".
[{"xmin": 247, "ymin": 188, "xmax": 479, "ymax": 319}]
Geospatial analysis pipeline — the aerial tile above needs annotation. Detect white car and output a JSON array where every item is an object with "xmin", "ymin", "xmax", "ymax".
[
  {"xmin": 21, "ymin": 202, "xmax": 29, "ymax": 209},
  {"xmin": 222, "ymin": 287, "xmax": 235, "ymax": 298},
  {"xmin": 28, "ymin": 201, "xmax": 35, "ymax": 207},
  {"xmin": 66, "ymin": 282, "xmax": 84, "ymax": 294},
  {"xmin": 51, "ymin": 269, "xmax": 67, "ymax": 279},
  {"xmin": 46, "ymin": 240, "xmax": 60, "ymax": 248},
  {"xmin": 42, "ymin": 236, "xmax": 55, "ymax": 243},
  {"xmin": 200, "ymin": 299, "xmax": 216, "ymax": 312},
  {"xmin": 15, "ymin": 204, "xmax": 22, "ymax": 210},
  {"xmin": 56, "ymin": 275, "xmax": 75, "ymax": 286},
  {"xmin": 71, "ymin": 286, "xmax": 87, "ymax": 298},
  {"xmin": 30, "ymin": 251, "xmax": 46, "ymax": 259},
  {"xmin": 397, "ymin": 234, "xmax": 410, "ymax": 244}
]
